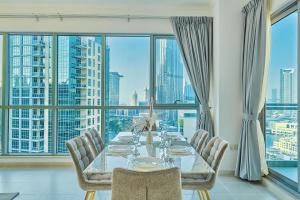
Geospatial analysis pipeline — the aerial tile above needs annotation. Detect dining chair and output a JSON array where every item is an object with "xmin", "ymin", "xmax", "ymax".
[
  {"xmin": 190, "ymin": 129, "xmax": 209, "ymax": 154},
  {"xmin": 112, "ymin": 168, "xmax": 182, "ymax": 200},
  {"xmin": 85, "ymin": 128, "xmax": 105, "ymax": 157},
  {"xmin": 66, "ymin": 136, "xmax": 111, "ymax": 200},
  {"xmin": 182, "ymin": 136, "xmax": 228, "ymax": 200}
]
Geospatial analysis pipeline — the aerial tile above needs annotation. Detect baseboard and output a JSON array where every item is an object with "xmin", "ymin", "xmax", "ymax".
[
  {"xmin": 262, "ymin": 177, "xmax": 300, "ymax": 200},
  {"xmin": 219, "ymin": 170, "xmax": 235, "ymax": 176},
  {"xmin": 0, "ymin": 156, "xmax": 73, "ymax": 168}
]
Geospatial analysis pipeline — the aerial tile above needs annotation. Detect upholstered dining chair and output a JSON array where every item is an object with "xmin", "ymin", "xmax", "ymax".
[
  {"xmin": 190, "ymin": 129, "xmax": 209, "ymax": 154},
  {"xmin": 85, "ymin": 128, "xmax": 105, "ymax": 157},
  {"xmin": 182, "ymin": 136, "xmax": 228, "ymax": 200},
  {"xmin": 112, "ymin": 168, "xmax": 182, "ymax": 200},
  {"xmin": 66, "ymin": 136, "xmax": 111, "ymax": 200}
]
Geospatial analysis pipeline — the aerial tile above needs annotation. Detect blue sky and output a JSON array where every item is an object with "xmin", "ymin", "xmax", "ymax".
[
  {"xmin": 268, "ymin": 12, "xmax": 298, "ymax": 101},
  {"xmin": 107, "ymin": 36, "xmax": 150, "ymax": 105}
]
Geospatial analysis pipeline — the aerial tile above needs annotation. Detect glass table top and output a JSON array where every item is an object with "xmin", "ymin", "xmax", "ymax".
[{"xmin": 84, "ymin": 132, "xmax": 214, "ymax": 176}]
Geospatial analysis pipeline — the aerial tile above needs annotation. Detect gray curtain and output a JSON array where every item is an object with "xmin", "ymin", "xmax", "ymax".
[
  {"xmin": 170, "ymin": 17, "xmax": 214, "ymax": 139},
  {"xmin": 235, "ymin": 0, "xmax": 269, "ymax": 181}
]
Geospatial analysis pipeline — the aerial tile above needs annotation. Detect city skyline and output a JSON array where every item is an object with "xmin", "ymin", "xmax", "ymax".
[
  {"xmin": 5, "ymin": 35, "xmax": 197, "ymax": 153},
  {"xmin": 267, "ymin": 12, "xmax": 297, "ymax": 101},
  {"xmin": 266, "ymin": 11, "xmax": 298, "ymax": 162}
]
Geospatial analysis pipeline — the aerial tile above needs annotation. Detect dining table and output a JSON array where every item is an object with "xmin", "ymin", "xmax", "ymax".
[{"xmin": 83, "ymin": 131, "xmax": 214, "ymax": 185}]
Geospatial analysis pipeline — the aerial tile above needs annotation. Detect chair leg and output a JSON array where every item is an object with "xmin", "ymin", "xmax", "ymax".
[
  {"xmin": 196, "ymin": 190, "xmax": 210, "ymax": 200},
  {"xmin": 90, "ymin": 192, "xmax": 95, "ymax": 200},
  {"xmin": 204, "ymin": 190, "xmax": 211, "ymax": 200},
  {"xmin": 84, "ymin": 191, "xmax": 95, "ymax": 200},
  {"xmin": 196, "ymin": 190, "xmax": 202, "ymax": 200}
]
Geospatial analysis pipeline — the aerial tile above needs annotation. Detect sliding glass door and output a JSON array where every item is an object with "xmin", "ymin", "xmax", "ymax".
[{"xmin": 265, "ymin": 2, "xmax": 299, "ymax": 192}]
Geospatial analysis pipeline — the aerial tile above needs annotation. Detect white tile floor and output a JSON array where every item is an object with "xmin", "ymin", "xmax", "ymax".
[{"xmin": 0, "ymin": 168, "xmax": 280, "ymax": 200}]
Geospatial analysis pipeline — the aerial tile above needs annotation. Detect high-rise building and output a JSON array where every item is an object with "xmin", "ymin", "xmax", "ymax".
[
  {"xmin": 144, "ymin": 87, "xmax": 149, "ymax": 102},
  {"xmin": 280, "ymin": 68, "xmax": 295, "ymax": 103},
  {"xmin": 57, "ymin": 36, "xmax": 102, "ymax": 153},
  {"xmin": 184, "ymin": 82, "xmax": 195, "ymax": 102},
  {"xmin": 157, "ymin": 39, "xmax": 183, "ymax": 104},
  {"xmin": 9, "ymin": 35, "xmax": 102, "ymax": 153},
  {"xmin": 131, "ymin": 91, "xmax": 138, "ymax": 106},
  {"xmin": 271, "ymin": 88, "xmax": 278, "ymax": 103},
  {"xmin": 109, "ymin": 72, "xmax": 123, "ymax": 105},
  {"xmin": 9, "ymin": 35, "xmax": 52, "ymax": 153},
  {"xmin": 156, "ymin": 39, "xmax": 184, "ymax": 125}
]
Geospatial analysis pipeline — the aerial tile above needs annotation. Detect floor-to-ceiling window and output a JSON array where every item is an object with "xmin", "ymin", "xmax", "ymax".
[
  {"xmin": 57, "ymin": 35, "xmax": 102, "ymax": 153},
  {"xmin": 266, "ymin": 2, "xmax": 299, "ymax": 191},
  {"xmin": 105, "ymin": 36, "xmax": 150, "ymax": 143},
  {"xmin": 8, "ymin": 34, "xmax": 53, "ymax": 154},
  {"xmin": 154, "ymin": 37, "xmax": 197, "ymax": 141},
  {"xmin": 0, "ymin": 34, "xmax": 3, "ymax": 153},
  {"xmin": 0, "ymin": 34, "xmax": 198, "ymax": 155},
  {"xmin": 104, "ymin": 36, "xmax": 197, "ymax": 143}
]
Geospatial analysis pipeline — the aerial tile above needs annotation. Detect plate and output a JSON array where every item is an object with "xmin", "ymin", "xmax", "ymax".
[
  {"xmin": 166, "ymin": 135, "xmax": 181, "ymax": 141},
  {"xmin": 132, "ymin": 157, "xmax": 164, "ymax": 171},
  {"xmin": 117, "ymin": 136, "xmax": 133, "ymax": 141},
  {"xmin": 108, "ymin": 145, "xmax": 133, "ymax": 153},
  {"xmin": 169, "ymin": 145, "xmax": 188, "ymax": 152},
  {"xmin": 168, "ymin": 146, "xmax": 192, "ymax": 155}
]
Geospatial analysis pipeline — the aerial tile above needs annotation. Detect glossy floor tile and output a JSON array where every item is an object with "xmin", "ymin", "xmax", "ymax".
[{"xmin": 0, "ymin": 168, "xmax": 280, "ymax": 200}]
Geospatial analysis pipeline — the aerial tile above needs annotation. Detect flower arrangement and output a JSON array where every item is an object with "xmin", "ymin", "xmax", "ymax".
[{"xmin": 131, "ymin": 98, "xmax": 157, "ymax": 132}]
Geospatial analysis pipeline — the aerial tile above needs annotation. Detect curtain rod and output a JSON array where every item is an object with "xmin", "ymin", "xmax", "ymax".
[{"xmin": 0, "ymin": 13, "xmax": 170, "ymax": 21}]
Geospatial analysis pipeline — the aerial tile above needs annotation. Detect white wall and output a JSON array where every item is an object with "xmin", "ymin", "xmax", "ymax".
[
  {"xmin": 212, "ymin": 0, "xmax": 293, "ymax": 172},
  {"xmin": 212, "ymin": 0, "xmax": 250, "ymax": 171}
]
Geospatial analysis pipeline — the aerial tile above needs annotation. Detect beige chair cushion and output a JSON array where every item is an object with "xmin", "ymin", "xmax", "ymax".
[
  {"xmin": 112, "ymin": 168, "xmax": 182, "ymax": 200},
  {"xmin": 182, "ymin": 136, "xmax": 228, "ymax": 190},
  {"xmin": 66, "ymin": 136, "xmax": 111, "ymax": 191},
  {"xmin": 85, "ymin": 128, "xmax": 105, "ymax": 157},
  {"xmin": 190, "ymin": 129, "xmax": 209, "ymax": 153}
]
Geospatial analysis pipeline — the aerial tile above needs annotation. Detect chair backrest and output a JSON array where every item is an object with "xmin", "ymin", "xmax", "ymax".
[
  {"xmin": 85, "ymin": 128, "xmax": 105, "ymax": 157},
  {"xmin": 190, "ymin": 129, "xmax": 209, "ymax": 153},
  {"xmin": 66, "ymin": 136, "xmax": 94, "ymax": 189},
  {"xmin": 112, "ymin": 168, "xmax": 182, "ymax": 200},
  {"xmin": 201, "ymin": 136, "xmax": 228, "ymax": 188}
]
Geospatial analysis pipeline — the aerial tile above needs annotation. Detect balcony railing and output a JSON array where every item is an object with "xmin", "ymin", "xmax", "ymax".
[{"xmin": 266, "ymin": 103, "xmax": 297, "ymax": 111}]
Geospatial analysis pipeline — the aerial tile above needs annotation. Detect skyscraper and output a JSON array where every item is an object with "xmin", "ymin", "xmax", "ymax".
[
  {"xmin": 157, "ymin": 39, "xmax": 184, "ymax": 104},
  {"xmin": 9, "ymin": 35, "xmax": 52, "ymax": 153},
  {"xmin": 156, "ymin": 39, "xmax": 184, "ymax": 125},
  {"xmin": 280, "ymin": 68, "xmax": 295, "ymax": 103},
  {"xmin": 144, "ymin": 87, "xmax": 149, "ymax": 102},
  {"xmin": 184, "ymin": 82, "xmax": 195, "ymax": 103},
  {"xmin": 109, "ymin": 72, "xmax": 123, "ymax": 105},
  {"xmin": 271, "ymin": 88, "xmax": 278, "ymax": 103},
  {"xmin": 57, "ymin": 36, "xmax": 102, "ymax": 153},
  {"xmin": 131, "ymin": 91, "xmax": 138, "ymax": 106},
  {"xmin": 9, "ymin": 35, "xmax": 102, "ymax": 153}
]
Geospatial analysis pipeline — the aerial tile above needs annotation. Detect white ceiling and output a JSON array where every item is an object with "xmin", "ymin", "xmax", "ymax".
[
  {"xmin": 0, "ymin": 0, "xmax": 212, "ymax": 16},
  {"xmin": 0, "ymin": 0, "xmax": 210, "ymax": 6}
]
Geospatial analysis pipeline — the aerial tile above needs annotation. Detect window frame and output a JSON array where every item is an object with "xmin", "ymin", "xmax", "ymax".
[
  {"xmin": 263, "ymin": 0, "xmax": 300, "ymax": 194},
  {"xmin": 0, "ymin": 32, "xmax": 199, "ymax": 156}
]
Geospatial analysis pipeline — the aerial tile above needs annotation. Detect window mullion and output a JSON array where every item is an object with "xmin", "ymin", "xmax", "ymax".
[
  {"xmin": 1, "ymin": 33, "xmax": 8, "ymax": 155},
  {"xmin": 101, "ymin": 33, "xmax": 106, "ymax": 141},
  {"xmin": 52, "ymin": 33, "xmax": 57, "ymax": 155}
]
